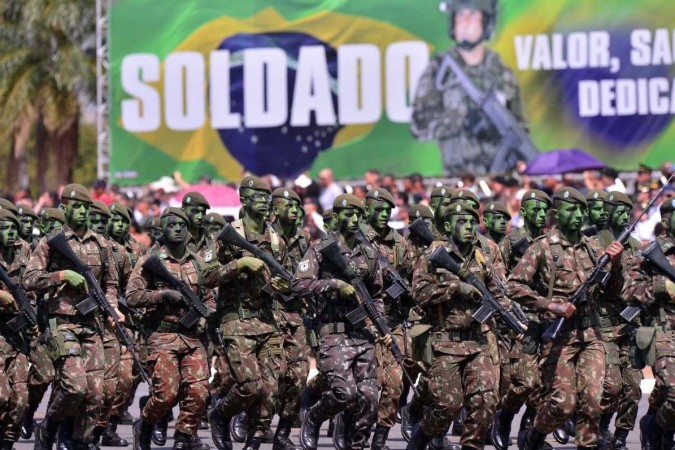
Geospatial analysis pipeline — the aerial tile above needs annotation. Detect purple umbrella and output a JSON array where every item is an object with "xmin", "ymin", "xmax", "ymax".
[{"xmin": 524, "ymin": 148, "xmax": 605, "ymax": 175}]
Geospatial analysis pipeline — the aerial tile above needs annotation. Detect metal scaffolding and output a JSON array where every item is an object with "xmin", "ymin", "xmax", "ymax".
[{"xmin": 96, "ymin": 0, "xmax": 110, "ymax": 180}]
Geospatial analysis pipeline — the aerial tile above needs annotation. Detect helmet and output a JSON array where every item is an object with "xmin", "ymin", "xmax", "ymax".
[{"xmin": 440, "ymin": 0, "xmax": 497, "ymax": 43}]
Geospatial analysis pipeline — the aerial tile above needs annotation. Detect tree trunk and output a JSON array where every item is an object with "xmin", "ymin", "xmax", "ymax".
[
  {"xmin": 5, "ymin": 118, "xmax": 32, "ymax": 193},
  {"xmin": 36, "ymin": 114, "xmax": 49, "ymax": 193},
  {"xmin": 50, "ymin": 115, "xmax": 79, "ymax": 187}
]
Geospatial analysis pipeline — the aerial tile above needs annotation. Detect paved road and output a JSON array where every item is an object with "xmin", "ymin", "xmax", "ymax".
[{"xmin": 16, "ymin": 383, "xmax": 653, "ymax": 450}]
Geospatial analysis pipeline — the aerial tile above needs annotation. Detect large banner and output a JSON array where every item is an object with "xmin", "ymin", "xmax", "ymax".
[{"xmin": 109, "ymin": 0, "xmax": 675, "ymax": 184}]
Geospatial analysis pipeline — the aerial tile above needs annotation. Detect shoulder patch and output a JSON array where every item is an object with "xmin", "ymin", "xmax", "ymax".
[{"xmin": 299, "ymin": 259, "xmax": 309, "ymax": 272}]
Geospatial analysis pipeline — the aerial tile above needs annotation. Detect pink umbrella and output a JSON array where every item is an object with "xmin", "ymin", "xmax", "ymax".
[{"xmin": 173, "ymin": 184, "xmax": 241, "ymax": 208}]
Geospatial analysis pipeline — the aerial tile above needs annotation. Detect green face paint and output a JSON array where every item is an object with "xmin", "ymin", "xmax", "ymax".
[
  {"xmin": 335, "ymin": 208, "xmax": 360, "ymax": 237},
  {"xmin": 521, "ymin": 199, "xmax": 549, "ymax": 231},
  {"xmin": 184, "ymin": 205, "xmax": 207, "ymax": 229},
  {"xmin": 63, "ymin": 201, "xmax": 89, "ymax": 230},
  {"xmin": 609, "ymin": 205, "xmax": 631, "ymax": 230},
  {"xmin": 161, "ymin": 215, "xmax": 188, "ymax": 244},
  {"xmin": 19, "ymin": 215, "xmax": 35, "ymax": 239},
  {"xmin": 484, "ymin": 212, "xmax": 508, "ymax": 237},
  {"xmin": 445, "ymin": 213, "xmax": 477, "ymax": 246},
  {"xmin": 109, "ymin": 215, "xmax": 129, "ymax": 239},
  {"xmin": 273, "ymin": 198, "xmax": 300, "ymax": 226},
  {"xmin": 365, "ymin": 200, "xmax": 392, "ymax": 233},
  {"xmin": 0, "ymin": 220, "xmax": 18, "ymax": 248},
  {"xmin": 88, "ymin": 213, "xmax": 109, "ymax": 235},
  {"xmin": 587, "ymin": 201, "xmax": 609, "ymax": 229},
  {"xmin": 556, "ymin": 201, "xmax": 586, "ymax": 235}
]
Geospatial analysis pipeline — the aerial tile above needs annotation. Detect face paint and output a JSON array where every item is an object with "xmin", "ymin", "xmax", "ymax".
[
  {"xmin": 241, "ymin": 189, "xmax": 271, "ymax": 219},
  {"xmin": 335, "ymin": 208, "xmax": 360, "ymax": 237},
  {"xmin": 485, "ymin": 212, "xmax": 508, "ymax": 236},
  {"xmin": 273, "ymin": 198, "xmax": 300, "ymax": 225},
  {"xmin": 87, "ymin": 213, "xmax": 109, "ymax": 235},
  {"xmin": 521, "ymin": 199, "xmax": 549, "ymax": 231},
  {"xmin": 109, "ymin": 215, "xmax": 129, "ymax": 239},
  {"xmin": 0, "ymin": 220, "xmax": 17, "ymax": 248},
  {"xmin": 162, "ymin": 215, "xmax": 188, "ymax": 244},
  {"xmin": 41, "ymin": 219, "xmax": 63, "ymax": 235},
  {"xmin": 63, "ymin": 201, "xmax": 89, "ymax": 230},
  {"xmin": 609, "ymin": 205, "xmax": 631, "ymax": 230},
  {"xmin": 184, "ymin": 205, "xmax": 206, "ymax": 229},
  {"xmin": 588, "ymin": 201, "xmax": 609, "ymax": 228},
  {"xmin": 19, "ymin": 216, "xmax": 35, "ymax": 239},
  {"xmin": 434, "ymin": 196, "xmax": 454, "ymax": 230},
  {"xmin": 365, "ymin": 200, "xmax": 392, "ymax": 233},
  {"xmin": 556, "ymin": 202, "xmax": 585, "ymax": 234},
  {"xmin": 445, "ymin": 213, "xmax": 477, "ymax": 246}
]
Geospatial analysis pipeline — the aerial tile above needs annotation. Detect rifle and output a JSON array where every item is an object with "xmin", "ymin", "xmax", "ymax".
[
  {"xmin": 543, "ymin": 173, "xmax": 674, "ymax": 340},
  {"xmin": 428, "ymin": 246, "xmax": 526, "ymax": 335},
  {"xmin": 356, "ymin": 231, "xmax": 411, "ymax": 300},
  {"xmin": 1, "ymin": 265, "xmax": 38, "ymax": 333},
  {"xmin": 47, "ymin": 232, "xmax": 151, "ymax": 385},
  {"xmin": 142, "ymin": 254, "xmax": 214, "ymax": 329},
  {"xmin": 408, "ymin": 218, "xmax": 435, "ymax": 247},
  {"xmin": 217, "ymin": 222, "xmax": 293, "ymax": 282},
  {"xmin": 511, "ymin": 235, "xmax": 533, "ymax": 258},
  {"xmin": 319, "ymin": 238, "xmax": 420, "ymax": 397},
  {"xmin": 435, "ymin": 52, "xmax": 539, "ymax": 173},
  {"xmin": 620, "ymin": 240, "xmax": 675, "ymax": 323}
]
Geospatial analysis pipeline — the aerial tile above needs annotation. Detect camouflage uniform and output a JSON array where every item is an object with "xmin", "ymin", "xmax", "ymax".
[
  {"xmin": 0, "ymin": 239, "xmax": 31, "ymax": 446},
  {"xmin": 508, "ymin": 228, "xmax": 623, "ymax": 446},
  {"xmin": 204, "ymin": 220, "xmax": 286, "ymax": 440},
  {"xmin": 24, "ymin": 227, "xmax": 119, "ymax": 444},
  {"xmin": 622, "ymin": 233, "xmax": 675, "ymax": 432},
  {"xmin": 411, "ymin": 236, "xmax": 505, "ymax": 449},
  {"xmin": 273, "ymin": 223, "xmax": 310, "ymax": 423},
  {"xmin": 293, "ymin": 235, "xmax": 384, "ymax": 449},
  {"xmin": 126, "ymin": 245, "xmax": 214, "ymax": 435},
  {"xmin": 410, "ymin": 47, "xmax": 526, "ymax": 175}
]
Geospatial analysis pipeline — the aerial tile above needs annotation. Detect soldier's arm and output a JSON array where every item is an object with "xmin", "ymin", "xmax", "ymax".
[
  {"xmin": 23, "ymin": 238, "xmax": 64, "ymax": 293},
  {"xmin": 621, "ymin": 254, "xmax": 655, "ymax": 307},
  {"xmin": 125, "ymin": 254, "xmax": 162, "ymax": 308},
  {"xmin": 507, "ymin": 241, "xmax": 550, "ymax": 312},
  {"xmin": 485, "ymin": 241, "xmax": 511, "ymax": 308},
  {"xmin": 0, "ymin": 284, "xmax": 17, "ymax": 313},
  {"xmin": 292, "ymin": 247, "xmax": 338, "ymax": 297},
  {"xmin": 202, "ymin": 241, "xmax": 241, "ymax": 289},
  {"xmin": 101, "ymin": 240, "xmax": 120, "ymax": 308},
  {"xmin": 411, "ymin": 247, "xmax": 463, "ymax": 308},
  {"xmin": 370, "ymin": 256, "xmax": 385, "ymax": 315}
]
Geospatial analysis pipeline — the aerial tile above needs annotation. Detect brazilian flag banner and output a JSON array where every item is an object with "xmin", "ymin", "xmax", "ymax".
[{"xmin": 109, "ymin": 0, "xmax": 675, "ymax": 184}]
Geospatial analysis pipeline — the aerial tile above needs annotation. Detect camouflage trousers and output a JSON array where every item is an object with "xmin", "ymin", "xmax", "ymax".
[
  {"xmin": 535, "ymin": 332, "xmax": 605, "ymax": 446},
  {"xmin": 313, "ymin": 331, "xmax": 379, "ymax": 449},
  {"xmin": 599, "ymin": 340, "xmax": 622, "ymax": 416},
  {"xmin": 48, "ymin": 323, "xmax": 104, "ymax": 443},
  {"xmin": 143, "ymin": 332, "xmax": 209, "ymax": 434},
  {"xmin": 26, "ymin": 335, "xmax": 56, "ymax": 425},
  {"xmin": 209, "ymin": 354, "xmax": 234, "ymax": 397},
  {"xmin": 218, "ymin": 332, "xmax": 284, "ymax": 439},
  {"xmin": 647, "ymin": 330, "xmax": 675, "ymax": 430},
  {"xmin": 275, "ymin": 313, "xmax": 309, "ymax": 421},
  {"xmin": 111, "ymin": 347, "xmax": 136, "ymax": 417},
  {"xmin": 97, "ymin": 330, "xmax": 121, "ymax": 428},
  {"xmin": 0, "ymin": 335, "xmax": 29, "ymax": 443},
  {"xmin": 419, "ymin": 339, "xmax": 496, "ymax": 450},
  {"xmin": 376, "ymin": 325, "xmax": 419, "ymax": 428},
  {"xmin": 500, "ymin": 340, "xmax": 541, "ymax": 413},
  {"xmin": 615, "ymin": 337, "xmax": 642, "ymax": 431}
]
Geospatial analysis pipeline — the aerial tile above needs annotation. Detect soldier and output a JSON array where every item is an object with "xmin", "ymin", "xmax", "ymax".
[
  {"xmin": 21, "ymin": 208, "xmax": 66, "ymax": 441},
  {"xmin": 622, "ymin": 198, "xmax": 675, "ymax": 450},
  {"xmin": 183, "ymin": 193, "xmax": 216, "ymax": 260},
  {"xmin": 270, "ymin": 187, "xmax": 310, "ymax": 450},
  {"xmin": 483, "ymin": 201, "xmax": 510, "ymax": 246},
  {"xmin": 146, "ymin": 217, "xmax": 163, "ymax": 247},
  {"xmin": 410, "ymin": 0, "xmax": 527, "ymax": 175},
  {"xmin": 294, "ymin": 194, "xmax": 385, "ymax": 450},
  {"xmin": 206, "ymin": 175, "xmax": 286, "ymax": 450},
  {"xmin": 205, "ymin": 213, "xmax": 226, "ymax": 237},
  {"xmin": 0, "ymin": 209, "xmax": 31, "ymax": 450},
  {"xmin": 592, "ymin": 192, "xmax": 642, "ymax": 449},
  {"xmin": 360, "ymin": 188, "xmax": 416, "ymax": 450},
  {"xmin": 429, "ymin": 186, "xmax": 455, "ymax": 238},
  {"xmin": 492, "ymin": 189, "xmax": 552, "ymax": 448},
  {"xmin": 16, "ymin": 203, "xmax": 38, "ymax": 248},
  {"xmin": 584, "ymin": 190, "xmax": 609, "ymax": 237},
  {"xmin": 322, "ymin": 208, "xmax": 335, "ymax": 233},
  {"xmin": 24, "ymin": 183, "xmax": 120, "ymax": 450},
  {"xmin": 107, "ymin": 202, "xmax": 146, "ymax": 447},
  {"xmin": 508, "ymin": 187, "xmax": 624, "ymax": 449}
]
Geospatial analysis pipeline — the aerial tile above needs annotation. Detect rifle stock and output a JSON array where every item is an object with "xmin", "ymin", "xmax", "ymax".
[
  {"xmin": 408, "ymin": 218, "xmax": 435, "ymax": 247},
  {"xmin": 47, "ymin": 232, "xmax": 151, "ymax": 385},
  {"xmin": 319, "ymin": 238, "xmax": 420, "ymax": 397},
  {"xmin": 0, "ymin": 264, "xmax": 38, "ymax": 333},
  {"xmin": 355, "ymin": 231, "xmax": 411, "ymax": 300}
]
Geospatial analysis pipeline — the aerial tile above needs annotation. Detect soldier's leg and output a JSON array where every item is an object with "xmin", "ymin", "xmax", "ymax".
[
  {"xmin": 142, "ymin": 344, "xmax": 181, "ymax": 426},
  {"xmin": 350, "ymin": 340, "xmax": 379, "ymax": 449},
  {"xmin": 574, "ymin": 338, "xmax": 605, "ymax": 447},
  {"xmin": 72, "ymin": 327, "xmax": 105, "ymax": 444},
  {"xmin": 419, "ymin": 354, "xmax": 464, "ymax": 437},
  {"xmin": 2, "ymin": 351, "xmax": 29, "ymax": 445},
  {"xmin": 0, "ymin": 343, "xmax": 12, "ymax": 421},
  {"xmin": 375, "ymin": 330, "xmax": 404, "ymax": 429},
  {"xmin": 24, "ymin": 337, "xmax": 55, "ymax": 437},
  {"xmin": 278, "ymin": 324, "xmax": 308, "ymax": 422},
  {"xmin": 500, "ymin": 342, "xmax": 539, "ymax": 414},
  {"xmin": 313, "ymin": 334, "xmax": 359, "ymax": 420},
  {"xmin": 614, "ymin": 341, "xmax": 642, "ymax": 432},
  {"xmin": 533, "ymin": 340, "xmax": 580, "ymax": 435},
  {"xmin": 111, "ymin": 351, "xmax": 134, "ymax": 418},
  {"xmin": 460, "ymin": 351, "xmax": 497, "ymax": 449},
  {"xmin": 653, "ymin": 342, "xmax": 675, "ymax": 431},
  {"xmin": 94, "ymin": 332, "xmax": 121, "ymax": 440},
  {"xmin": 599, "ymin": 341, "xmax": 622, "ymax": 415},
  {"xmin": 175, "ymin": 342, "xmax": 209, "ymax": 436}
]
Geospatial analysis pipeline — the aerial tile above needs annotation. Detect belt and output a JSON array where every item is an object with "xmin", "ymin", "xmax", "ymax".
[
  {"xmin": 53, "ymin": 314, "xmax": 98, "ymax": 327},
  {"xmin": 156, "ymin": 321, "xmax": 202, "ymax": 338},
  {"xmin": 434, "ymin": 327, "xmax": 486, "ymax": 344},
  {"xmin": 272, "ymin": 299, "xmax": 303, "ymax": 313},
  {"xmin": 560, "ymin": 315, "xmax": 598, "ymax": 331},
  {"xmin": 318, "ymin": 321, "xmax": 365, "ymax": 337},
  {"xmin": 598, "ymin": 315, "xmax": 622, "ymax": 328},
  {"xmin": 222, "ymin": 308, "xmax": 269, "ymax": 322}
]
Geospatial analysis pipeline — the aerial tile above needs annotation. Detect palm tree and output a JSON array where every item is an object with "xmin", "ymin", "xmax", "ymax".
[{"xmin": 0, "ymin": 0, "xmax": 95, "ymax": 192}]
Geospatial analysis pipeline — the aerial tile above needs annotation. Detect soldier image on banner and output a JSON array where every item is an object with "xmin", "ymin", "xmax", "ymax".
[{"xmin": 410, "ymin": 0, "xmax": 530, "ymax": 175}]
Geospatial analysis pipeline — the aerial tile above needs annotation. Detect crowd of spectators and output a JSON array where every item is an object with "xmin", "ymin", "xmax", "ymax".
[{"xmin": 3, "ymin": 162, "xmax": 673, "ymax": 249}]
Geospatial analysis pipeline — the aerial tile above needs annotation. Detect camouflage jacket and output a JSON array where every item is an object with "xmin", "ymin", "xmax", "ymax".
[
  {"xmin": 500, "ymin": 227, "xmax": 537, "ymax": 273},
  {"xmin": 126, "ymin": 245, "xmax": 215, "ymax": 335},
  {"xmin": 203, "ymin": 220, "xmax": 285, "ymax": 336},
  {"xmin": 412, "ymin": 236, "xmax": 507, "ymax": 331},
  {"xmin": 622, "ymin": 235, "xmax": 675, "ymax": 330},
  {"xmin": 508, "ymin": 229, "xmax": 622, "ymax": 329},
  {"xmin": 292, "ymin": 234, "xmax": 384, "ymax": 329},
  {"xmin": 0, "ymin": 240, "xmax": 31, "ymax": 317},
  {"xmin": 274, "ymin": 223, "xmax": 310, "ymax": 316},
  {"xmin": 186, "ymin": 229, "xmax": 216, "ymax": 261},
  {"xmin": 410, "ymin": 47, "xmax": 526, "ymax": 175},
  {"xmin": 24, "ymin": 228, "xmax": 119, "ymax": 317},
  {"xmin": 363, "ymin": 225, "xmax": 414, "ymax": 321}
]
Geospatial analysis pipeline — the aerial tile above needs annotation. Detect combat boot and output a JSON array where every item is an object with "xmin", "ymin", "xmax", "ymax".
[
  {"xmin": 326, "ymin": 416, "xmax": 334, "ymax": 438},
  {"xmin": 566, "ymin": 410, "xmax": 577, "ymax": 438},
  {"xmin": 91, "ymin": 426, "xmax": 105, "ymax": 447},
  {"xmin": 119, "ymin": 411, "xmax": 135, "ymax": 425},
  {"xmin": 663, "ymin": 430, "xmax": 675, "ymax": 450},
  {"xmin": 612, "ymin": 428, "xmax": 629, "ymax": 450},
  {"xmin": 451, "ymin": 408, "xmax": 465, "ymax": 436},
  {"xmin": 491, "ymin": 409, "xmax": 515, "ymax": 450},
  {"xmin": 640, "ymin": 414, "xmax": 664, "ymax": 450},
  {"xmin": 596, "ymin": 414, "xmax": 613, "ymax": 450},
  {"xmin": 172, "ymin": 431, "xmax": 192, "ymax": 450},
  {"xmin": 190, "ymin": 435, "xmax": 211, "ymax": 450},
  {"xmin": 261, "ymin": 429, "xmax": 275, "ymax": 443},
  {"xmin": 332, "ymin": 412, "xmax": 350, "ymax": 450},
  {"xmin": 522, "ymin": 428, "xmax": 546, "ymax": 450},
  {"xmin": 370, "ymin": 425, "xmax": 390, "ymax": 450},
  {"xmin": 0, "ymin": 439, "xmax": 14, "ymax": 450},
  {"xmin": 429, "ymin": 436, "xmax": 460, "ymax": 450},
  {"xmin": 132, "ymin": 420, "xmax": 152, "ymax": 450},
  {"xmin": 242, "ymin": 437, "xmax": 262, "ymax": 450},
  {"xmin": 57, "ymin": 419, "xmax": 74, "ymax": 450},
  {"xmin": 401, "ymin": 403, "xmax": 422, "ymax": 442},
  {"xmin": 101, "ymin": 417, "xmax": 129, "ymax": 447},
  {"xmin": 273, "ymin": 418, "xmax": 301, "ymax": 450},
  {"xmin": 299, "ymin": 407, "xmax": 322, "ymax": 450},
  {"xmin": 22, "ymin": 410, "xmax": 36, "ymax": 440},
  {"xmin": 552, "ymin": 425, "xmax": 568, "ymax": 444},
  {"xmin": 207, "ymin": 405, "xmax": 232, "ymax": 450},
  {"xmin": 229, "ymin": 412, "xmax": 248, "ymax": 443},
  {"xmin": 406, "ymin": 425, "xmax": 432, "ymax": 450},
  {"xmin": 152, "ymin": 414, "xmax": 169, "ymax": 446}
]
